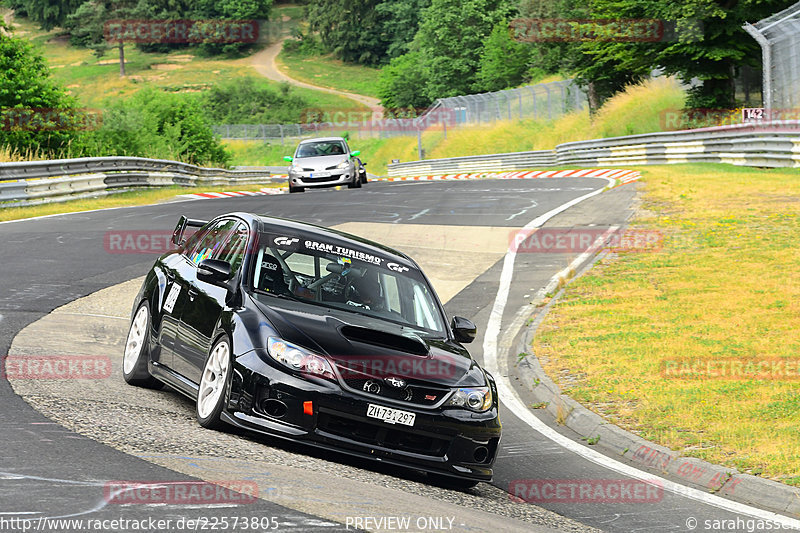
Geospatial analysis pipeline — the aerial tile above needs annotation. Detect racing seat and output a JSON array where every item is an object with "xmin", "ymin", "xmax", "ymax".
[{"xmin": 258, "ymin": 254, "xmax": 288, "ymax": 294}]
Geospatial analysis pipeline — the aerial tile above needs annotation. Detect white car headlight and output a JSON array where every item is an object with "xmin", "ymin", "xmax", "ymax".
[
  {"xmin": 445, "ymin": 387, "xmax": 493, "ymax": 412},
  {"xmin": 267, "ymin": 337, "xmax": 335, "ymax": 380},
  {"xmin": 336, "ymin": 159, "xmax": 350, "ymax": 169}
]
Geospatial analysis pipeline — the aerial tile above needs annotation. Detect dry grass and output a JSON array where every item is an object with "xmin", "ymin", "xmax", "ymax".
[
  {"xmin": 0, "ymin": 145, "xmax": 50, "ymax": 162},
  {"xmin": 424, "ymin": 77, "xmax": 685, "ymax": 160},
  {"xmin": 533, "ymin": 163, "xmax": 800, "ymax": 484}
]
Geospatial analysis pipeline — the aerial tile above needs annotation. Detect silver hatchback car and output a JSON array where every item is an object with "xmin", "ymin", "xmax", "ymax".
[{"xmin": 284, "ymin": 137, "xmax": 366, "ymax": 193}]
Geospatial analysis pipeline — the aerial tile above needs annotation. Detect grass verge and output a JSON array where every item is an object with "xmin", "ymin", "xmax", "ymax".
[
  {"xmin": 224, "ymin": 136, "xmax": 396, "ymax": 172},
  {"xmin": 532, "ymin": 163, "xmax": 800, "ymax": 485},
  {"xmin": 276, "ymin": 49, "xmax": 382, "ymax": 99}
]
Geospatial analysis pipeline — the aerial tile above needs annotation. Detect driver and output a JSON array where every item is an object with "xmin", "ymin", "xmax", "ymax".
[{"xmin": 348, "ymin": 271, "xmax": 382, "ymax": 309}]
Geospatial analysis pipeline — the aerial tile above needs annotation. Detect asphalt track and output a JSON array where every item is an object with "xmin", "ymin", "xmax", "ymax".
[{"xmin": 0, "ymin": 179, "xmax": 795, "ymax": 532}]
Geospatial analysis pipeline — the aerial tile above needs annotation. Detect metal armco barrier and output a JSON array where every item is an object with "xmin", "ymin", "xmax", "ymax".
[
  {"xmin": 387, "ymin": 121, "xmax": 800, "ymax": 176},
  {"xmin": 0, "ymin": 156, "xmax": 275, "ymax": 206}
]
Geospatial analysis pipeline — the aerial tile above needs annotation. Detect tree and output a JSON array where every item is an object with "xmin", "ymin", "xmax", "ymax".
[
  {"xmin": 476, "ymin": 21, "xmax": 532, "ymax": 92},
  {"xmin": 189, "ymin": 0, "xmax": 272, "ymax": 56},
  {"xmin": 375, "ymin": 0, "xmax": 431, "ymax": 60},
  {"xmin": 4, "ymin": 0, "xmax": 83, "ymax": 30},
  {"xmin": 65, "ymin": 0, "xmax": 139, "ymax": 77},
  {"xmin": 377, "ymin": 51, "xmax": 431, "ymax": 110},
  {"xmin": 578, "ymin": 0, "xmax": 794, "ymax": 109},
  {"xmin": 307, "ymin": 0, "xmax": 389, "ymax": 65},
  {"xmin": 0, "ymin": 22, "xmax": 82, "ymax": 155},
  {"xmin": 414, "ymin": 0, "xmax": 514, "ymax": 99}
]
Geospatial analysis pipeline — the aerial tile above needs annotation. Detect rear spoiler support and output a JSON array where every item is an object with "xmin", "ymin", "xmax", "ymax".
[{"xmin": 172, "ymin": 215, "xmax": 208, "ymax": 246}]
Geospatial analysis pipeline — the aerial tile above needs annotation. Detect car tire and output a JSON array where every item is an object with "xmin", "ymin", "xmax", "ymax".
[
  {"xmin": 289, "ymin": 183, "xmax": 304, "ymax": 193},
  {"xmin": 347, "ymin": 172, "xmax": 362, "ymax": 189},
  {"xmin": 122, "ymin": 302, "xmax": 162, "ymax": 389},
  {"xmin": 196, "ymin": 336, "xmax": 232, "ymax": 430},
  {"xmin": 360, "ymin": 172, "xmax": 368, "ymax": 184}
]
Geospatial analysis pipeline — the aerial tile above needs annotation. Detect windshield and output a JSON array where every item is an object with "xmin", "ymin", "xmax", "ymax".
[
  {"xmin": 251, "ymin": 233, "xmax": 446, "ymax": 335},
  {"xmin": 295, "ymin": 141, "xmax": 347, "ymax": 158}
]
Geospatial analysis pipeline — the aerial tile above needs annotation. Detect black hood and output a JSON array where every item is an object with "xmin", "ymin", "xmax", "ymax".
[{"xmin": 251, "ymin": 294, "xmax": 485, "ymax": 387}]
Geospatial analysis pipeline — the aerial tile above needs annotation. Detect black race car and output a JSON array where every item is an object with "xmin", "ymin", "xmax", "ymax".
[{"xmin": 123, "ymin": 213, "xmax": 501, "ymax": 486}]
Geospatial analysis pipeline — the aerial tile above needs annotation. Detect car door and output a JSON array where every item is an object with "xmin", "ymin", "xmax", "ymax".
[
  {"xmin": 154, "ymin": 222, "xmax": 218, "ymax": 372},
  {"xmin": 172, "ymin": 219, "xmax": 249, "ymax": 384}
]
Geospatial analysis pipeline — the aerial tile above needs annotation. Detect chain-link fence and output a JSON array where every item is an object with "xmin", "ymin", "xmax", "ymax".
[
  {"xmin": 744, "ymin": 1, "xmax": 800, "ymax": 113},
  {"xmin": 425, "ymin": 79, "xmax": 586, "ymax": 125},
  {"xmin": 213, "ymin": 79, "xmax": 587, "ymax": 142},
  {"xmin": 212, "ymin": 119, "xmax": 423, "ymax": 143}
]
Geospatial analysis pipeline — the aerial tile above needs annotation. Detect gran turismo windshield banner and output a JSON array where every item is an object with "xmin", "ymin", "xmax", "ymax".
[{"xmin": 264, "ymin": 233, "xmax": 415, "ymax": 275}]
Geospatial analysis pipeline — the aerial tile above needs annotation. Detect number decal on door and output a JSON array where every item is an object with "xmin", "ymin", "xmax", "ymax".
[{"xmin": 163, "ymin": 283, "xmax": 181, "ymax": 314}]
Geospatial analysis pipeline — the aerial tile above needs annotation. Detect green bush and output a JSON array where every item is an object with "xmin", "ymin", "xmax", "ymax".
[
  {"xmin": 377, "ymin": 52, "xmax": 431, "ymax": 110},
  {"xmin": 82, "ymin": 89, "xmax": 230, "ymax": 166},
  {"xmin": 203, "ymin": 77, "xmax": 311, "ymax": 124},
  {"xmin": 282, "ymin": 29, "xmax": 326, "ymax": 56}
]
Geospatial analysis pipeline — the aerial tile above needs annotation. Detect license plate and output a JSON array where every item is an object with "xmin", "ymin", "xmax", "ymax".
[
  {"xmin": 310, "ymin": 171, "xmax": 330, "ymax": 178},
  {"xmin": 367, "ymin": 404, "xmax": 416, "ymax": 427}
]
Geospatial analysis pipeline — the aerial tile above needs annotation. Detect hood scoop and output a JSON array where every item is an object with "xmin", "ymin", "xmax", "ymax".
[{"xmin": 340, "ymin": 325, "xmax": 428, "ymax": 356}]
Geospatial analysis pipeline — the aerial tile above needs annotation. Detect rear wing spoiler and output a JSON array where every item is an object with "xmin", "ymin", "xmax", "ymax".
[{"xmin": 171, "ymin": 215, "xmax": 208, "ymax": 247}]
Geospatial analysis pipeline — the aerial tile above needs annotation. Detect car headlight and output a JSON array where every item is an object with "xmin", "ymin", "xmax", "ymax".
[
  {"xmin": 445, "ymin": 387, "xmax": 493, "ymax": 412},
  {"xmin": 336, "ymin": 159, "xmax": 350, "ymax": 169},
  {"xmin": 267, "ymin": 337, "xmax": 335, "ymax": 380}
]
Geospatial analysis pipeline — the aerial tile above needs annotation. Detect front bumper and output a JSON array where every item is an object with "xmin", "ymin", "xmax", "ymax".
[
  {"xmin": 225, "ymin": 352, "xmax": 502, "ymax": 481},
  {"xmin": 288, "ymin": 169, "xmax": 352, "ymax": 189}
]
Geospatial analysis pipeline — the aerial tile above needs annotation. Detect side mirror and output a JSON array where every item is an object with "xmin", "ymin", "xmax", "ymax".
[
  {"xmin": 197, "ymin": 259, "xmax": 233, "ymax": 288},
  {"xmin": 283, "ymin": 156, "xmax": 293, "ymax": 162},
  {"xmin": 362, "ymin": 162, "xmax": 367, "ymax": 167},
  {"xmin": 350, "ymin": 150, "xmax": 361, "ymax": 157},
  {"xmin": 451, "ymin": 316, "xmax": 476, "ymax": 344}
]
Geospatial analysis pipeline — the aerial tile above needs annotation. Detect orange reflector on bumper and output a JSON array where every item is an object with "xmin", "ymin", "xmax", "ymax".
[{"xmin": 303, "ymin": 401, "xmax": 313, "ymax": 416}]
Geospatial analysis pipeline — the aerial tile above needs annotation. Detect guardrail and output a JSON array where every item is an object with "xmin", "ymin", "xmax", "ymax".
[
  {"xmin": 386, "ymin": 121, "xmax": 800, "ymax": 176},
  {"xmin": 0, "ymin": 156, "xmax": 276, "ymax": 206}
]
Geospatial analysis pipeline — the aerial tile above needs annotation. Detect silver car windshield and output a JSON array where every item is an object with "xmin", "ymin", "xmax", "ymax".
[
  {"xmin": 295, "ymin": 141, "xmax": 347, "ymax": 158},
  {"xmin": 251, "ymin": 234, "xmax": 446, "ymax": 335}
]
